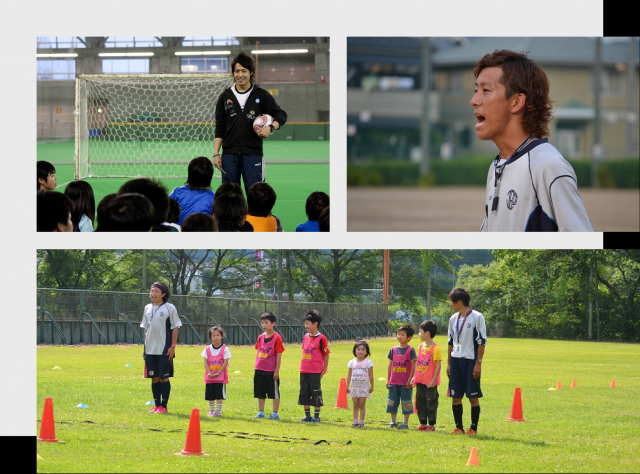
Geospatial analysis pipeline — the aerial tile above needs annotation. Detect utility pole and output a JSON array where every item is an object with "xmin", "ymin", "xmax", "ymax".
[
  {"xmin": 627, "ymin": 38, "xmax": 638, "ymax": 158},
  {"xmin": 592, "ymin": 37, "xmax": 602, "ymax": 188},
  {"xmin": 142, "ymin": 249, "xmax": 147, "ymax": 291},
  {"xmin": 420, "ymin": 37, "xmax": 432, "ymax": 177}
]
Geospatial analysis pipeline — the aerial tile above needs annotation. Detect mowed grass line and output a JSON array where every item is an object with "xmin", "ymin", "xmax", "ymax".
[{"xmin": 37, "ymin": 338, "xmax": 640, "ymax": 473}]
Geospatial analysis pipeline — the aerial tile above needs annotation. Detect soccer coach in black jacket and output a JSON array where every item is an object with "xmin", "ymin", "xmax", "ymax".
[{"xmin": 213, "ymin": 52, "xmax": 287, "ymax": 193}]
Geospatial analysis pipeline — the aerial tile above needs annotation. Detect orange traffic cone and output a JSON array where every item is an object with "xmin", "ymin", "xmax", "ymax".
[
  {"xmin": 467, "ymin": 447, "xmax": 480, "ymax": 466},
  {"xmin": 610, "ymin": 378, "xmax": 616, "ymax": 388},
  {"xmin": 556, "ymin": 380, "xmax": 563, "ymax": 390},
  {"xmin": 334, "ymin": 377, "xmax": 349, "ymax": 409},
  {"xmin": 37, "ymin": 398, "xmax": 59, "ymax": 443},
  {"xmin": 507, "ymin": 387, "xmax": 526, "ymax": 422},
  {"xmin": 571, "ymin": 379, "xmax": 577, "ymax": 388},
  {"xmin": 176, "ymin": 409, "xmax": 208, "ymax": 456}
]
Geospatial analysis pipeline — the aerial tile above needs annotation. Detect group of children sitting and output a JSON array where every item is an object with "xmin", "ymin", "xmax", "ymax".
[
  {"xmin": 36, "ymin": 158, "xmax": 330, "ymax": 232},
  {"xmin": 196, "ymin": 311, "xmax": 442, "ymax": 431}
]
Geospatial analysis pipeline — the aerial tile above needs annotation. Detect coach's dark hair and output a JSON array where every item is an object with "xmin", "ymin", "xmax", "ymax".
[
  {"xmin": 37, "ymin": 161, "xmax": 56, "ymax": 190},
  {"xmin": 181, "ymin": 213, "xmax": 217, "ymax": 232},
  {"xmin": 318, "ymin": 206, "xmax": 329, "ymax": 232},
  {"xmin": 64, "ymin": 180, "xmax": 96, "ymax": 231},
  {"xmin": 449, "ymin": 287, "xmax": 471, "ymax": 307},
  {"xmin": 151, "ymin": 281, "xmax": 170, "ymax": 303},
  {"xmin": 420, "ymin": 320, "xmax": 438, "ymax": 339},
  {"xmin": 260, "ymin": 312, "xmax": 277, "ymax": 324},
  {"xmin": 97, "ymin": 193, "xmax": 154, "ymax": 232},
  {"xmin": 167, "ymin": 198, "xmax": 181, "ymax": 224},
  {"xmin": 212, "ymin": 192, "xmax": 247, "ymax": 227},
  {"xmin": 247, "ymin": 182, "xmax": 277, "ymax": 217},
  {"xmin": 95, "ymin": 193, "xmax": 116, "ymax": 231},
  {"xmin": 305, "ymin": 191, "xmax": 330, "ymax": 221},
  {"xmin": 304, "ymin": 309, "xmax": 322, "ymax": 327},
  {"xmin": 209, "ymin": 325, "xmax": 225, "ymax": 339},
  {"xmin": 37, "ymin": 191, "xmax": 71, "ymax": 232},
  {"xmin": 474, "ymin": 50, "xmax": 553, "ymax": 138},
  {"xmin": 353, "ymin": 339, "xmax": 371, "ymax": 358},
  {"xmin": 397, "ymin": 323, "xmax": 415, "ymax": 338},
  {"xmin": 117, "ymin": 178, "xmax": 169, "ymax": 225},
  {"xmin": 231, "ymin": 52, "xmax": 256, "ymax": 84},
  {"xmin": 215, "ymin": 182, "xmax": 243, "ymax": 198},
  {"xmin": 186, "ymin": 156, "xmax": 214, "ymax": 191}
]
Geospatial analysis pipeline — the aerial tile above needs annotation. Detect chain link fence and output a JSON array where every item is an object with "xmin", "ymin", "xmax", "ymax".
[{"xmin": 37, "ymin": 288, "xmax": 390, "ymax": 346}]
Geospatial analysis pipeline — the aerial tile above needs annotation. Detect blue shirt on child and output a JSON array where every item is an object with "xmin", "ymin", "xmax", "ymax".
[{"xmin": 169, "ymin": 186, "xmax": 215, "ymax": 226}]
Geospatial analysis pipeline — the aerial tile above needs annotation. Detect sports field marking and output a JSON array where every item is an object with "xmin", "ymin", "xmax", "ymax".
[{"xmin": 274, "ymin": 144, "xmax": 291, "ymax": 152}]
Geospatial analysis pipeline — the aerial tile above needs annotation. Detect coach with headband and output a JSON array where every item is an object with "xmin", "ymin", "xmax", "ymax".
[
  {"xmin": 140, "ymin": 282, "xmax": 182, "ymax": 414},
  {"xmin": 212, "ymin": 52, "xmax": 288, "ymax": 193}
]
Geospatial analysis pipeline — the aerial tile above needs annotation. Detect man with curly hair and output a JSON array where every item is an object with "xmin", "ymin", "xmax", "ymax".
[{"xmin": 472, "ymin": 50, "xmax": 593, "ymax": 232}]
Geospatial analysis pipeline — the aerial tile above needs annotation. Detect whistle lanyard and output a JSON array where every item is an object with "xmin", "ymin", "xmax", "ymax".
[
  {"xmin": 456, "ymin": 309, "xmax": 472, "ymax": 344},
  {"xmin": 150, "ymin": 303, "xmax": 166, "ymax": 322},
  {"xmin": 491, "ymin": 134, "xmax": 535, "ymax": 212}
]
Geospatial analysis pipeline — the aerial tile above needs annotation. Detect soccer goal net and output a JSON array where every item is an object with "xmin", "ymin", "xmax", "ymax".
[{"xmin": 74, "ymin": 74, "xmax": 232, "ymax": 179}]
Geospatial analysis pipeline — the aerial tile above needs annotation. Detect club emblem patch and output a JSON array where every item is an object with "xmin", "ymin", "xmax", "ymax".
[
  {"xmin": 256, "ymin": 99, "xmax": 260, "ymax": 103},
  {"xmin": 506, "ymin": 190, "xmax": 518, "ymax": 210}
]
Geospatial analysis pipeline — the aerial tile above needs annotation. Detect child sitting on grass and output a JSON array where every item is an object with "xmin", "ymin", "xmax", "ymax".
[
  {"xmin": 37, "ymin": 161, "xmax": 57, "ymax": 191},
  {"xmin": 64, "ymin": 180, "xmax": 95, "ymax": 232},
  {"xmin": 246, "ymin": 182, "xmax": 278, "ymax": 232},
  {"xmin": 169, "ymin": 157, "xmax": 215, "ymax": 226},
  {"xmin": 296, "ymin": 191, "xmax": 329, "ymax": 232}
]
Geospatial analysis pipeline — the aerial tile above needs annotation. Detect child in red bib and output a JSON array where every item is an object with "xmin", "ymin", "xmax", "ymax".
[
  {"xmin": 298, "ymin": 310, "xmax": 330, "ymax": 422},
  {"xmin": 202, "ymin": 326, "xmax": 231, "ymax": 417},
  {"xmin": 412, "ymin": 320, "xmax": 442, "ymax": 431},
  {"xmin": 253, "ymin": 312, "xmax": 285, "ymax": 420},
  {"xmin": 386, "ymin": 324, "xmax": 417, "ymax": 429}
]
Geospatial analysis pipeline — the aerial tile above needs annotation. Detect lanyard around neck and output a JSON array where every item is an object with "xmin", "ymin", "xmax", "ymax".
[
  {"xmin": 491, "ymin": 134, "xmax": 534, "ymax": 212},
  {"xmin": 456, "ymin": 309, "xmax": 472, "ymax": 344}
]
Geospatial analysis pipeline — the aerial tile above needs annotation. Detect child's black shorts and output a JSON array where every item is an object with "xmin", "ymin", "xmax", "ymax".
[
  {"xmin": 298, "ymin": 372, "xmax": 323, "ymax": 407},
  {"xmin": 144, "ymin": 354, "xmax": 174, "ymax": 379},
  {"xmin": 205, "ymin": 383, "xmax": 226, "ymax": 400},
  {"xmin": 254, "ymin": 370, "xmax": 281, "ymax": 399},
  {"xmin": 448, "ymin": 357, "xmax": 483, "ymax": 399}
]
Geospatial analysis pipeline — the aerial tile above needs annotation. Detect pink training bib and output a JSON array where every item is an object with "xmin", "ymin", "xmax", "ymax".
[
  {"xmin": 414, "ymin": 343, "xmax": 440, "ymax": 386},
  {"xmin": 388, "ymin": 346, "xmax": 413, "ymax": 386},
  {"xmin": 204, "ymin": 344, "xmax": 228, "ymax": 384},
  {"xmin": 300, "ymin": 333, "xmax": 325, "ymax": 373},
  {"xmin": 255, "ymin": 333, "xmax": 280, "ymax": 372}
]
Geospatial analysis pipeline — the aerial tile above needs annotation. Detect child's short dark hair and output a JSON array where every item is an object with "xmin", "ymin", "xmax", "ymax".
[
  {"xmin": 117, "ymin": 178, "xmax": 169, "ymax": 225},
  {"xmin": 247, "ymin": 182, "xmax": 277, "ymax": 217},
  {"xmin": 208, "ymin": 326, "xmax": 225, "ymax": 339},
  {"xmin": 150, "ymin": 281, "xmax": 170, "ymax": 303},
  {"xmin": 231, "ymin": 52, "xmax": 256, "ymax": 84},
  {"xmin": 186, "ymin": 156, "xmax": 214, "ymax": 190},
  {"xmin": 215, "ymin": 182, "xmax": 243, "ymax": 198},
  {"xmin": 353, "ymin": 339, "xmax": 371, "ymax": 357},
  {"xmin": 305, "ymin": 191, "xmax": 330, "ymax": 221},
  {"xmin": 260, "ymin": 312, "xmax": 277, "ymax": 324},
  {"xmin": 318, "ymin": 206, "xmax": 329, "ymax": 232},
  {"xmin": 95, "ymin": 193, "xmax": 116, "ymax": 231},
  {"xmin": 167, "ymin": 198, "xmax": 181, "ymax": 224},
  {"xmin": 420, "ymin": 320, "xmax": 437, "ymax": 338},
  {"xmin": 397, "ymin": 323, "xmax": 415, "ymax": 338},
  {"xmin": 37, "ymin": 191, "xmax": 71, "ymax": 232},
  {"xmin": 97, "ymin": 193, "xmax": 154, "ymax": 232},
  {"xmin": 64, "ymin": 180, "xmax": 96, "ymax": 231},
  {"xmin": 182, "ymin": 213, "xmax": 217, "ymax": 232},
  {"xmin": 304, "ymin": 309, "xmax": 322, "ymax": 327},
  {"xmin": 449, "ymin": 287, "xmax": 471, "ymax": 306},
  {"xmin": 212, "ymin": 192, "xmax": 247, "ymax": 227},
  {"xmin": 37, "ymin": 161, "xmax": 55, "ymax": 190}
]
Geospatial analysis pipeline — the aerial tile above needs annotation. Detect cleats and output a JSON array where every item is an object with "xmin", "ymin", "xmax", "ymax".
[
  {"xmin": 299, "ymin": 416, "xmax": 313, "ymax": 423},
  {"xmin": 398, "ymin": 423, "xmax": 409, "ymax": 430},
  {"xmin": 418, "ymin": 425, "xmax": 428, "ymax": 431},
  {"xmin": 254, "ymin": 412, "xmax": 265, "ymax": 419},
  {"xmin": 425, "ymin": 426, "xmax": 436, "ymax": 431},
  {"xmin": 311, "ymin": 417, "xmax": 321, "ymax": 422},
  {"xmin": 453, "ymin": 428, "xmax": 465, "ymax": 435},
  {"xmin": 387, "ymin": 421, "xmax": 398, "ymax": 428},
  {"xmin": 267, "ymin": 413, "xmax": 280, "ymax": 420},
  {"xmin": 155, "ymin": 406, "xmax": 167, "ymax": 414},
  {"xmin": 466, "ymin": 429, "xmax": 477, "ymax": 436},
  {"xmin": 148, "ymin": 406, "xmax": 159, "ymax": 413},
  {"xmin": 207, "ymin": 411, "xmax": 216, "ymax": 417}
]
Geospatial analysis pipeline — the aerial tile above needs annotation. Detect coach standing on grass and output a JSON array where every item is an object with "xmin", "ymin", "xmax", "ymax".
[
  {"xmin": 141, "ymin": 282, "xmax": 182, "ymax": 414},
  {"xmin": 472, "ymin": 50, "xmax": 593, "ymax": 232},
  {"xmin": 213, "ymin": 52, "xmax": 288, "ymax": 193},
  {"xmin": 446, "ymin": 287, "xmax": 486, "ymax": 435}
]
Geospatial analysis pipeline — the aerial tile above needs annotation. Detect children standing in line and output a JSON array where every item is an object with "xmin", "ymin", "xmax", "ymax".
[
  {"xmin": 386, "ymin": 324, "xmax": 417, "ymax": 429},
  {"xmin": 346, "ymin": 340, "xmax": 374, "ymax": 428},
  {"xmin": 202, "ymin": 326, "xmax": 231, "ymax": 417},
  {"xmin": 254, "ymin": 312, "xmax": 285, "ymax": 420},
  {"xmin": 412, "ymin": 320, "xmax": 442, "ymax": 431},
  {"xmin": 298, "ymin": 310, "xmax": 330, "ymax": 422}
]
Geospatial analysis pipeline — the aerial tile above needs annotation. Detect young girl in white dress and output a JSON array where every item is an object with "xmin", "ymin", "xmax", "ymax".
[{"xmin": 346, "ymin": 340, "xmax": 374, "ymax": 427}]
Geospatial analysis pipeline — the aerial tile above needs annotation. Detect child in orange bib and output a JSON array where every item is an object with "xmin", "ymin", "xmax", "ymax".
[{"xmin": 412, "ymin": 320, "xmax": 442, "ymax": 431}]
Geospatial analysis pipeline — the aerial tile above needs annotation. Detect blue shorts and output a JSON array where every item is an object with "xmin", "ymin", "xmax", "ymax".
[
  {"xmin": 386, "ymin": 385, "xmax": 414, "ymax": 415},
  {"xmin": 144, "ymin": 354, "xmax": 174, "ymax": 379},
  {"xmin": 448, "ymin": 357, "xmax": 482, "ymax": 399},
  {"xmin": 220, "ymin": 154, "xmax": 264, "ymax": 193}
]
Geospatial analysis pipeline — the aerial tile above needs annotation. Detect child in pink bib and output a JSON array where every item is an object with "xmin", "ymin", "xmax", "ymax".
[{"xmin": 202, "ymin": 326, "xmax": 231, "ymax": 417}]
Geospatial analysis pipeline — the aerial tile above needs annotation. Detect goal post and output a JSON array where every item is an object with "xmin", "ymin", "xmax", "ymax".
[{"xmin": 74, "ymin": 74, "xmax": 232, "ymax": 179}]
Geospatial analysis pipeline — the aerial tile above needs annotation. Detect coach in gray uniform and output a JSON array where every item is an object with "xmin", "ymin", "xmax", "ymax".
[
  {"xmin": 471, "ymin": 50, "xmax": 593, "ymax": 232},
  {"xmin": 446, "ymin": 288, "xmax": 486, "ymax": 435},
  {"xmin": 140, "ymin": 282, "xmax": 182, "ymax": 414}
]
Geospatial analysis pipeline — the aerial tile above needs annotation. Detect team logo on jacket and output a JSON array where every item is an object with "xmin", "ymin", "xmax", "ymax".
[
  {"xmin": 506, "ymin": 190, "xmax": 518, "ymax": 210},
  {"xmin": 256, "ymin": 99, "xmax": 260, "ymax": 103}
]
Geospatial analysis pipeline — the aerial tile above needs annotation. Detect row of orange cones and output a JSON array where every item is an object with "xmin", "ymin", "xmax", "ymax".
[{"xmin": 554, "ymin": 378, "xmax": 616, "ymax": 390}]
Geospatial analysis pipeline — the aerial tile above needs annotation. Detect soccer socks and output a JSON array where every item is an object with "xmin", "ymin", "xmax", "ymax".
[
  {"xmin": 452, "ymin": 403, "xmax": 464, "ymax": 430},
  {"xmin": 216, "ymin": 401, "xmax": 223, "ymax": 415},
  {"xmin": 470, "ymin": 405, "xmax": 480, "ymax": 431},
  {"xmin": 314, "ymin": 408, "xmax": 321, "ymax": 419},
  {"xmin": 305, "ymin": 408, "xmax": 311, "ymax": 418},
  {"xmin": 209, "ymin": 401, "xmax": 216, "ymax": 413},
  {"xmin": 160, "ymin": 380, "xmax": 171, "ymax": 408},
  {"xmin": 151, "ymin": 382, "xmax": 162, "ymax": 407}
]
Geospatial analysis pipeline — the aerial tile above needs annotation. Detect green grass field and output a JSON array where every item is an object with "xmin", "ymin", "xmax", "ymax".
[
  {"xmin": 37, "ymin": 140, "xmax": 329, "ymax": 232},
  {"xmin": 37, "ymin": 337, "xmax": 640, "ymax": 472}
]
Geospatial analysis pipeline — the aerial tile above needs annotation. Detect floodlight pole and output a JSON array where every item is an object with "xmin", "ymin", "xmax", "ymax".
[
  {"xmin": 627, "ymin": 38, "xmax": 638, "ymax": 158},
  {"xmin": 420, "ymin": 37, "xmax": 431, "ymax": 177},
  {"xmin": 592, "ymin": 37, "xmax": 602, "ymax": 188},
  {"xmin": 383, "ymin": 250, "xmax": 390, "ymax": 305}
]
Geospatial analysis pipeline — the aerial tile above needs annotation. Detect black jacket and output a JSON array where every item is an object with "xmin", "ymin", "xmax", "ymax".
[{"xmin": 215, "ymin": 84, "xmax": 287, "ymax": 156}]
